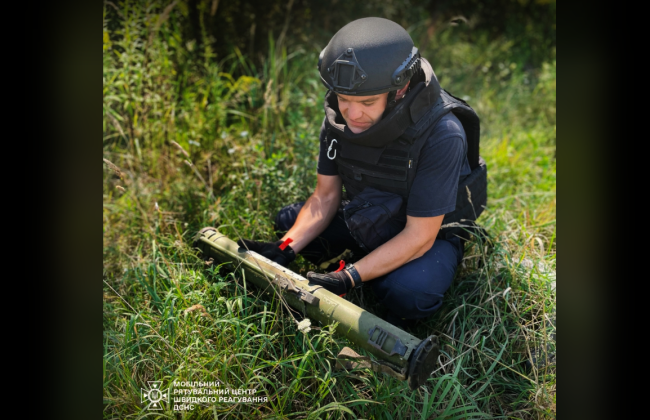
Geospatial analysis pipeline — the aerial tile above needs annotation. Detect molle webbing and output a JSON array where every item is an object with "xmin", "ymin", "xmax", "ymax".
[{"xmin": 334, "ymin": 139, "xmax": 413, "ymax": 201}]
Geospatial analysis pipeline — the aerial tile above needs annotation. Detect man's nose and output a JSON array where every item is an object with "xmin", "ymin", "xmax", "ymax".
[{"xmin": 347, "ymin": 103, "xmax": 364, "ymax": 120}]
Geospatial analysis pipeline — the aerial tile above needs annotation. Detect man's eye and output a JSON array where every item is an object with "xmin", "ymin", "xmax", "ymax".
[{"xmin": 363, "ymin": 102, "xmax": 375, "ymax": 106}]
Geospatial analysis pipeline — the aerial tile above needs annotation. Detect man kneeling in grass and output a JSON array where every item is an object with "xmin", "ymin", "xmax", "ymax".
[{"xmin": 238, "ymin": 17, "xmax": 487, "ymax": 328}]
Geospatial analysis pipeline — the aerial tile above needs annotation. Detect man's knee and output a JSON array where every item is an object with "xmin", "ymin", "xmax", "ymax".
[
  {"xmin": 372, "ymin": 281, "xmax": 444, "ymax": 320},
  {"xmin": 370, "ymin": 239, "xmax": 461, "ymax": 320}
]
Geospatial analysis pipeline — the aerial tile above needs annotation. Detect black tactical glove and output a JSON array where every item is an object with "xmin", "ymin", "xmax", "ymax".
[
  {"xmin": 307, "ymin": 264, "xmax": 362, "ymax": 297},
  {"xmin": 236, "ymin": 239, "xmax": 296, "ymax": 267}
]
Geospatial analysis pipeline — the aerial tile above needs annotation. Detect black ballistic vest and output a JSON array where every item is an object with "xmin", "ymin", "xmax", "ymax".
[{"xmin": 323, "ymin": 60, "xmax": 487, "ymax": 241}]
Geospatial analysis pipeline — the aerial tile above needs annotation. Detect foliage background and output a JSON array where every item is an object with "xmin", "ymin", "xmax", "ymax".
[{"xmin": 103, "ymin": 0, "xmax": 556, "ymax": 418}]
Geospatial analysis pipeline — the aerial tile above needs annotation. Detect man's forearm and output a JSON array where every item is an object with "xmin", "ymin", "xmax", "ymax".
[
  {"xmin": 279, "ymin": 192, "xmax": 340, "ymax": 253},
  {"xmin": 354, "ymin": 232, "xmax": 430, "ymax": 281},
  {"xmin": 354, "ymin": 215, "xmax": 443, "ymax": 281}
]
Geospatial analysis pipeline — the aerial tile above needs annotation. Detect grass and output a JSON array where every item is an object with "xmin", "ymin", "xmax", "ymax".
[{"xmin": 103, "ymin": 2, "xmax": 555, "ymax": 418}]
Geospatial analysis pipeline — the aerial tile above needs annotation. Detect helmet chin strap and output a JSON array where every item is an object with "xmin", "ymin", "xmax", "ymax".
[
  {"xmin": 381, "ymin": 90, "xmax": 398, "ymax": 119},
  {"xmin": 382, "ymin": 87, "xmax": 409, "ymax": 119},
  {"xmin": 387, "ymin": 90, "xmax": 397, "ymax": 104}
]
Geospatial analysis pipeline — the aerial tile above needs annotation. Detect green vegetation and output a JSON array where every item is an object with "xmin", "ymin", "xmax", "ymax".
[{"xmin": 103, "ymin": 1, "xmax": 555, "ymax": 418}]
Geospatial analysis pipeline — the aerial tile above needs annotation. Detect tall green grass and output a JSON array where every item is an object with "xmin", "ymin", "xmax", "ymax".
[{"xmin": 103, "ymin": 2, "xmax": 555, "ymax": 418}]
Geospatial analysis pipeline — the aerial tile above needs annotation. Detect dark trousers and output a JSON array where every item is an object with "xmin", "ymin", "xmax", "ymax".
[{"xmin": 274, "ymin": 202, "xmax": 464, "ymax": 320}]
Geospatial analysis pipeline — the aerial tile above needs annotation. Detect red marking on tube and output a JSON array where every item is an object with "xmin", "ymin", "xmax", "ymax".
[
  {"xmin": 278, "ymin": 238, "xmax": 293, "ymax": 250},
  {"xmin": 339, "ymin": 294, "xmax": 346, "ymax": 297},
  {"xmin": 334, "ymin": 260, "xmax": 345, "ymax": 273}
]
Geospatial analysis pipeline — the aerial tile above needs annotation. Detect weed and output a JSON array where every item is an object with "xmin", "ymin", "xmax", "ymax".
[{"xmin": 103, "ymin": 2, "xmax": 555, "ymax": 418}]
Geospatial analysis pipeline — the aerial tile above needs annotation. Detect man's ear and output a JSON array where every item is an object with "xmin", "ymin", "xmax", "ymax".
[{"xmin": 395, "ymin": 81, "xmax": 410, "ymax": 100}]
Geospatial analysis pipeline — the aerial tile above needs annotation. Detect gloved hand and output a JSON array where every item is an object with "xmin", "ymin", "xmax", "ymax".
[
  {"xmin": 236, "ymin": 238, "xmax": 296, "ymax": 267},
  {"xmin": 307, "ymin": 263, "xmax": 362, "ymax": 297}
]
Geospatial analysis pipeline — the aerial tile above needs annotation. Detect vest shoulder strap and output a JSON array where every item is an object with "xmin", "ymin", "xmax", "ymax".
[
  {"xmin": 400, "ymin": 95, "xmax": 446, "ymax": 144},
  {"xmin": 401, "ymin": 89, "xmax": 481, "ymax": 169}
]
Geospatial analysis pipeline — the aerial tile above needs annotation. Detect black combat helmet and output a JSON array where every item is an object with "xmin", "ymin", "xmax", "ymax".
[{"xmin": 318, "ymin": 17, "xmax": 421, "ymax": 96}]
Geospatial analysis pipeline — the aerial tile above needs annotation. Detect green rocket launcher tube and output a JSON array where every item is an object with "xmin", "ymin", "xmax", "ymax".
[{"xmin": 194, "ymin": 227, "xmax": 439, "ymax": 390}]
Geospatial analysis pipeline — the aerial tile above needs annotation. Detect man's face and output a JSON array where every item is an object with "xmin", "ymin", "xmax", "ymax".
[{"xmin": 336, "ymin": 92, "xmax": 388, "ymax": 134}]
